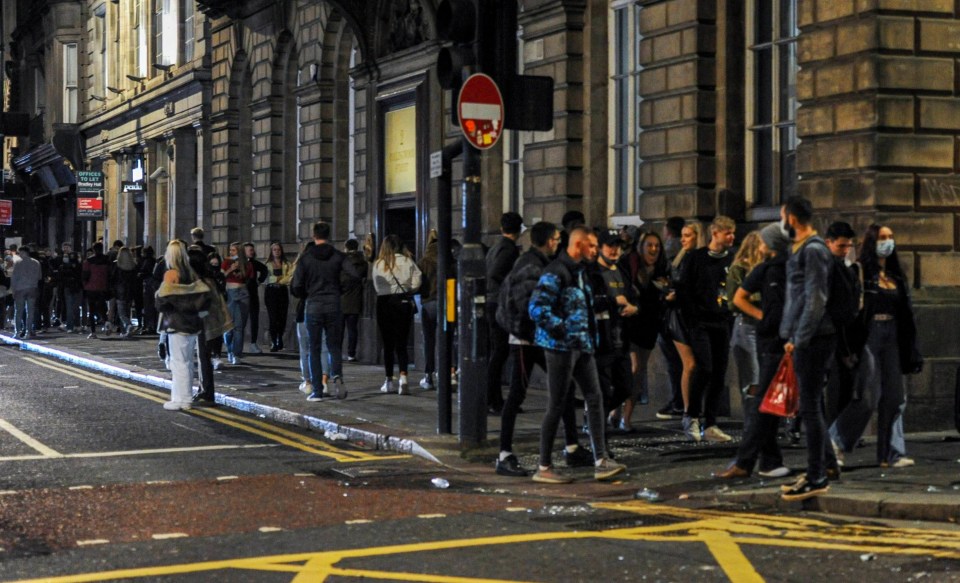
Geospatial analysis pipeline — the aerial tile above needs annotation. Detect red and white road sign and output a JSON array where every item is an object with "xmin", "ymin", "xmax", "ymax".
[
  {"xmin": 0, "ymin": 200, "xmax": 11, "ymax": 226},
  {"xmin": 458, "ymin": 73, "xmax": 504, "ymax": 150}
]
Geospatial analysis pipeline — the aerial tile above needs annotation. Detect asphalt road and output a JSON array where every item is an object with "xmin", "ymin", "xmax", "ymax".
[{"xmin": 1, "ymin": 347, "xmax": 960, "ymax": 582}]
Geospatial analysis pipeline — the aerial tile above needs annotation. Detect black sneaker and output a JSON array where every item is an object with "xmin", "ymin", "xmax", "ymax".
[
  {"xmin": 655, "ymin": 403, "xmax": 683, "ymax": 420},
  {"xmin": 563, "ymin": 446, "xmax": 594, "ymax": 468},
  {"xmin": 495, "ymin": 454, "xmax": 529, "ymax": 477},
  {"xmin": 781, "ymin": 477, "xmax": 829, "ymax": 501}
]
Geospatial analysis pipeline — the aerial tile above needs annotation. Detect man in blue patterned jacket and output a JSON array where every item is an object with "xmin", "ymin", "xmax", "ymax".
[{"xmin": 528, "ymin": 226, "xmax": 626, "ymax": 484}]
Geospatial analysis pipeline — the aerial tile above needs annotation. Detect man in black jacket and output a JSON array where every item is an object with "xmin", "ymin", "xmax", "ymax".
[
  {"xmin": 291, "ymin": 221, "xmax": 361, "ymax": 402},
  {"xmin": 243, "ymin": 242, "xmax": 269, "ymax": 354},
  {"xmin": 494, "ymin": 222, "xmax": 591, "ymax": 476},
  {"xmin": 485, "ymin": 211, "xmax": 523, "ymax": 414}
]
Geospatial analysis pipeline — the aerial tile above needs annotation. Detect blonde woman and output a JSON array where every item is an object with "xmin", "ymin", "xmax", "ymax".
[
  {"xmin": 372, "ymin": 234, "xmax": 422, "ymax": 394},
  {"xmin": 725, "ymin": 231, "xmax": 765, "ymax": 433},
  {"xmin": 155, "ymin": 240, "xmax": 211, "ymax": 411}
]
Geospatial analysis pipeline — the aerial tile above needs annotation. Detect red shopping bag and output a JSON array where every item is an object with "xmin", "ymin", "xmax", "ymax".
[{"xmin": 759, "ymin": 353, "xmax": 799, "ymax": 418}]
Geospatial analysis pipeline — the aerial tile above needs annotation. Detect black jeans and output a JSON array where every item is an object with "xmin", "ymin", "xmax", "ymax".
[
  {"xmin": 264, "ymin": 285, "xmax": 289, "ymax": 343},
  {"xmin": 540, "ymin": 349, "xmax": 607, "ymax": 467},
  {"xmin": 734, "ymin": 350, "xmax": 785, "ymax": 472},
  {"xmin": 687, "ymin": 321, "xmax": 731, "ymax": 426},
  {"xmin": 596, "ymin": 348, "xmax": 633, "ymax": 417},
  {"xmin": 657, "ymin": 333, "xmax": 684, "ymax": 409},
  {"xmin": 343, "ymin": 313, "xmax": 360, "ymax": 359},
  {"xmin": 486, "ymin": 303, "xmax": 510, "ymax": 410},
  {"xmin": 85, "ymin": 291, "xmax": 108, "ymax": 329},
  {"xmin": 420, "ymin": 300, "xmax": 438, "ymax": 374},
  {"xmin": 500, "ymin": 344, "xmax": 578, "ymax": 454},
  {"xmin": 376, "ymin": 294, "xmax": 413, "ymax": 377},
  {"xmin": 795, "ymin": 335, "xmax": 838, "ymax": 482},
  {"xmin": 142, "ymin": 282, "xmax": 158, "ymax": 332}
]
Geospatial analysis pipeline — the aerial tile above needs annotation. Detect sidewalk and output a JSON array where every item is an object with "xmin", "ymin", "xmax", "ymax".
[{"xmin": 4, "ymin": 327, "xmax": 960, "ymax": 523}]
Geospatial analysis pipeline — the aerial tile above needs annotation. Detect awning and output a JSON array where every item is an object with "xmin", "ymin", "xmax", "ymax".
[{"xmin": 12, "ymin": 143, "xmax": 77, "ymax": 196}]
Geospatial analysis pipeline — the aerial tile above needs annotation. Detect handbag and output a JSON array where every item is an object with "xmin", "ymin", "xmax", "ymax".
[
  {"xmin": 392, "ymin": 273, "xmax": 418, "ymax": 315},
  {"xmin": 759, "ymin": 352, "xmax": 799, "ymax": 418}
]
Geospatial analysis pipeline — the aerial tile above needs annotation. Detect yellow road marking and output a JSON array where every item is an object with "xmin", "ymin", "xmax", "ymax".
[
  {"xmin": 696, "ymin": 530, "xmax": 765, "ymax": 583},
  {"xmin": 0, "ymin": 418, "xmax": 63, "ymax": 458},
  {"xmin": 22, "ymin": 356, "xmax": 410, "ymax": 463}
]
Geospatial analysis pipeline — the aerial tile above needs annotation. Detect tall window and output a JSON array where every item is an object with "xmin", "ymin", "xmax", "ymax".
[
  {"xmin": 609, "ymin": 1, "xmax": 642, "ymax": 215},
  {"xmin": 748, "ymin": 0, "xmax": 798, "ymax": 207},
  {"xmin": 181, "ymin": 0, "xmax": 195, "ymax": 63},
  {"xmin": 131, "ymin": 0, "xmax": 148, "ymax": 78},
  {"xmin": 153, "ymin": 0, "xmax": 176, "ymax": 67},
  {"xmin": 97, "ymin": 6, "xmax": 107, "ymax": 95},
  {"xmin": 63, "ymin": 43, "xmax": 78, "ymax": 123}
]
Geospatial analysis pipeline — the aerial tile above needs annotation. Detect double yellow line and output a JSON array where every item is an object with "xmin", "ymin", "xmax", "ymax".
[{"xmin": 23, "ymin": 356, "xmax": 410, "ymax": 464}]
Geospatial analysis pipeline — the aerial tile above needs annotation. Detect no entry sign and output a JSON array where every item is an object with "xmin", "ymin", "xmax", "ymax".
[{"xmin": 458, "ymin": 73, "xmax": 504, "ymax": 150}]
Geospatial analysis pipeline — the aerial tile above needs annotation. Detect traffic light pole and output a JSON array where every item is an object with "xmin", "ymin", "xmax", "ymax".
[
  {"xmin": 457, "ymin": 141, "xmax": 487, "ymax": 448},
  {"xmin": 436, "ymin": 141, "xmax": 461, "ymax": 435}
]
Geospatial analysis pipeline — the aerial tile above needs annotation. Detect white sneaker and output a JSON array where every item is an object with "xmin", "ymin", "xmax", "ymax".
[
  {"xmin": 212, "ymin": 358, "xmax": 223, "ymax": 370},
  {"xmin": 703, "ymin": 425, "xmax": 733, "ymax": 443},
  {"xmin": 298, "ymin": 381, "xmax": 313, "ymax": 395},
  {"xmin": 758, "ymin": 466, "xmax": 792, "ymax": 478},
  {"xmin": 683, "ymin": 416, "xmax": 701, "ymax": 442},
  {"xmin": 831, "ymin": 439, "xmax": 845, "ymax": 467},
  {"xmin": 321, "ymin": 382, "xmax": 332, "ymax": 398},
  {"xmin": 227, "ymin": 354, "xmax": 236, "ymax": 365},
  {"xmin": 420, "ymin": 374, "xmax": 435, "ymax": 390},
  {"xmin": 885, "ymin": 457, "xmax": 915, "ymax": 468},
  {"xmin": 163, "ymin": 401, "xmax": 192, "ymax": 411},
  {"xmin": 380, "ymin": 378, "xmax": 395, "ymax": 393},
  {"xmin": 398, "ymin": 375, "xmax": 410, "ymax": 395},
  {"xmin": 248, "ymin": 343, "xmax": 262, "ymax": 354}
]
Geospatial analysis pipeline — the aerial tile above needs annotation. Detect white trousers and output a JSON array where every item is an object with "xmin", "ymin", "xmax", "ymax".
[{"xmin": 168, "ymin": 333, "xmax": 198, "ymax": 405}]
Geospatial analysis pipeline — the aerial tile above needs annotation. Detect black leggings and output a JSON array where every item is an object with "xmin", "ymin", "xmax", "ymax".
[
  {"xmin": 376, "ymin": 294, "xmax": 413, "ymax": 377},
  {"xmin": 264, "ymin": 285, "xmax": 289, "ymax": 340}
]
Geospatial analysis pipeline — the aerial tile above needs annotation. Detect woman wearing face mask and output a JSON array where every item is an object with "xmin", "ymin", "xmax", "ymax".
[
  {"xmin": 221, "ymin": 242, "xmax": 253, "ymax": 365},
  {"xmin": 831, "ymin": 224, "xmax": 922, "ymax": 468}
]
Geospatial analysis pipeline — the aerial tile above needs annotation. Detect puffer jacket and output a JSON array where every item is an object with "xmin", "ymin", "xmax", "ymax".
[
  {"xmin": 156, "ymin": 277, "xmax": 212, "ymax": 335},
  {"xmin": 497, "ymin": 247, "xmax": 551, "ymax": 342},
  {"xmin": 201, "ymin": 277, "xmax": 234, "ymax": 339},
  {"xmin": 528, "ymin": 251, "xmax": 599, "ymax": 353}
]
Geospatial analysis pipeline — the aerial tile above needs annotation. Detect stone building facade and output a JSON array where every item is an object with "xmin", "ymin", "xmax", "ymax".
[{"xmin": 5, "ymin": 0, "xmax": 960, "ymax": 427}]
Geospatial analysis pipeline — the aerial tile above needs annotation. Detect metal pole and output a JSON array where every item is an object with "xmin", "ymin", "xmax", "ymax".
[
  {"xmin": 457, "ymin": 140, "xmax": 487, "ymax": 448},
  {"xmin": 436, "ymin": 140, "xmax": 461, "ymax": 434}
]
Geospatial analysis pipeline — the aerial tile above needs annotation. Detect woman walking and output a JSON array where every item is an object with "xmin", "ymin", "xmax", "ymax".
[
  {"xmin": 831, "ymin": 224, "xmax": 922, "ymax": 468},
  {"xmin": 112, "ymin": 247, "xmax": 139, "ymax": 337},
  {"xmin": 155, "ymin": 240, "xmax": 211, "ymax": 411},
  {"xmin": 221, "ymin": 242, "xmax": 253, "ymax": 365},
  {"xmin": 264, "ymin": 241, "xmax": 293, "ymax": 352},
  {"xmin": 372, "ymin": 235, "xmax": 422, "ymax": 394}
]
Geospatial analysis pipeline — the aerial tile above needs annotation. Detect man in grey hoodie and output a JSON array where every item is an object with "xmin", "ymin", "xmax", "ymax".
[{"xmin": 11, "ymin": 246, "xmax": 42, "ymax": 338}]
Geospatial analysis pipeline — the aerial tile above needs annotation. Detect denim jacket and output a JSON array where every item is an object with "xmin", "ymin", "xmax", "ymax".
[
  {"xmin": 780, "ymin": 234, "xmax": 836, "ymax": 348},
  {"xmin": 529, "ymin": 251, "xmax": 599, "ymax": 353}
]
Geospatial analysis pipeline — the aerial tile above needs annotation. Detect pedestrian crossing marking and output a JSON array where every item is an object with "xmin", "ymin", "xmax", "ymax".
[
  {"xmin": 22, "ymin": 356, "xmax": 410, "ymax": 464},
  {"xmin": 14, "ymin": 501, "xmax": 960, "ymax": 583}
]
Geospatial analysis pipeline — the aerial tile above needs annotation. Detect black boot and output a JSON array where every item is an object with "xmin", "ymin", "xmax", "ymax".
[{"xmin": 269, "ymin": 334, "xmax": 280, "ymax": 352}]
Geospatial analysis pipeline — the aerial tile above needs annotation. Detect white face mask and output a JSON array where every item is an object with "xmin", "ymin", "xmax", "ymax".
[{"xmin": 876, "ymin": 239, "xmax": 895, "ymax": 258}]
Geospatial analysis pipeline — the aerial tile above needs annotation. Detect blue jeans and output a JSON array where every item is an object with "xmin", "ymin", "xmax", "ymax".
[
  {"xmin": 795, "ymin": 335, "xmax": 838, "ymax": 482},
  {"xmin": 224, "ymin": 287, "xmax": 250, "ymax": 357},
  {"xmin": 305, "ymin": 309, "xmax": 342, "ymax": 390},
  {"xmin": 14, "ymin": 289, "xmax": 37, "ymax": 336}
]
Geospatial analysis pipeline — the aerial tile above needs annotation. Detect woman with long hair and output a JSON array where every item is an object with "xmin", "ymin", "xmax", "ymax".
[
  {"xmin": 417, "ymin": 230, "xmax": 440, "ymax": 390},
  {"xmin": 831, "ymin": 224, "xmax": 922, "ymax": 468},
  {"xmin": 372, "ymin": 234, "xmax": 422, "ymax": 394},
  {"xmin": 726, "ymin": 231, "xmax": 765, "ymax": 433},
  {"xmin": 264, "ymin": 241, "xmax": 293, "ymax": 352},
  {"xmin": 664, "ymin": 222, "xmax": 703, "ymax": 440},
  {"xmin": 112, "ymin": 246, "xmax": 139, "ymax": 337},
  {"xmin": 618, "ymin": 230, "xmax": 670, "ymax": 430},
  {"xmin": 221, "ymin": 241, "xmax": 253, "ymax": 365},
  {"xmin": 155, "ymin": 240, "xmax": 210, "ymax": 411}
]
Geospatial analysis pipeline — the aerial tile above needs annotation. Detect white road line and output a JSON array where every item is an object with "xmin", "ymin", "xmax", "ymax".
[
  {"xmin": 0, "ymin": 443, "xmax": 277, "ymax": 463},
  {"xmin": 417, "ymin": 514, "xmax": 446, "ymax": 519},
  {"xmin": 258, "ymin": 526, "xmax": 282, "ymax": 533},
  {"xmin": 0, "ymin": 491, "xmax": 17, "ymax": 496},
  {"xmin": 76, "ymin": 539, "xmax": 110, "ymax": 546},
  {"xmin": 505, "ymin": 507, "xmax": 531, "ymax": 512},
  {"xmin": 68, "ymin": 485, "xmax": 94, "ymax": 490},
  {"xmin": 151, "ymin": 533, "xmax": 188, "ymax": 540},
  {"xmin": 345, "ymin": 519, "xmax": 372, "ymax": 524},
  {"xmin": 216, "ymin": 475, "xmax": 239, "ymax": 481},
  {"xmin": 0, "ymin": 419, "xmax": 62, "ymax": 458}
]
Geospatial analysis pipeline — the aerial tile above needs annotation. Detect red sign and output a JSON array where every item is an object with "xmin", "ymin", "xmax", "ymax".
[
  {"xmin": 457, "ymin": 73, "xmax": 504, "ymax": 150},
  {"xmin": 0, "ymin": 200, "xmax": 10, "ymax": 226},
  {"xmin": 77, "ymin": 197, "xmax": 104, "ymax": 220}
]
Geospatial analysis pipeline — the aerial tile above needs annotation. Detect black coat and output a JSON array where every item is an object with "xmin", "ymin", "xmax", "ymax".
[{"xmin": 856, "ymin": 270, "xmax": 922, "ymax": 375}]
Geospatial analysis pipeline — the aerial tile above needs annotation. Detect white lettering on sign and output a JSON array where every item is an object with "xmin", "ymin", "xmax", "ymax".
[{"xmin": 461, "ymin": 103, "xmax": 502, "ymax": 121}]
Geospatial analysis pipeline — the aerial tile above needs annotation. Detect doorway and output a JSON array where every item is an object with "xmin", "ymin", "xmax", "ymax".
[{"xmin": 383, "ymin": 206, "xmax": 417, "ymax": 257}]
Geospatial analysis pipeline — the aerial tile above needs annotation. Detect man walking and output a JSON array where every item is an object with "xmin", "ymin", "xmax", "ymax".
[
  {"xmin": 485, "ymin": 211, "xmax": 523, "ymax": 414},
  {"xmin": 780, "ymin": 196, "xmax": 840, "ymax": 501},
  {"xmin": 528, "ymin": 227, "xmax": 625, "ymax": 484},
  {"xmin": 291, "ymin": 221, "xmax": 360, "ymax": 401}
]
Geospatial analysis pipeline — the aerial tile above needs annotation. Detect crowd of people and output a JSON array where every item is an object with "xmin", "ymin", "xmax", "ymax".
[{"xmin": 0, "ymin": 195, "xmax": 923, "ymax": 499}]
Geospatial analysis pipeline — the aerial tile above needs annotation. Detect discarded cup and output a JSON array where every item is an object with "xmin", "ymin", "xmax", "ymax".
[
  {"xmin": 634, "ymin": 488, "xmax": 661, "ymax": 502},
  {"xmin": 860, "ymin": 553, "xmax": 876, "ymax": 562},
  {"xmin": 431, "ymin": 477, "xmax": 450, "ymax": 489},
  {"xmin": 926, "ymin": 485, "xmax": 941, "ymax": 493}
]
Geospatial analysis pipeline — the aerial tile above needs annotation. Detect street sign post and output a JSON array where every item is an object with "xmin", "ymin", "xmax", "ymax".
[{"xmin": 457, "ymin": 73, "xmax": 504, "ymax": 150}]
